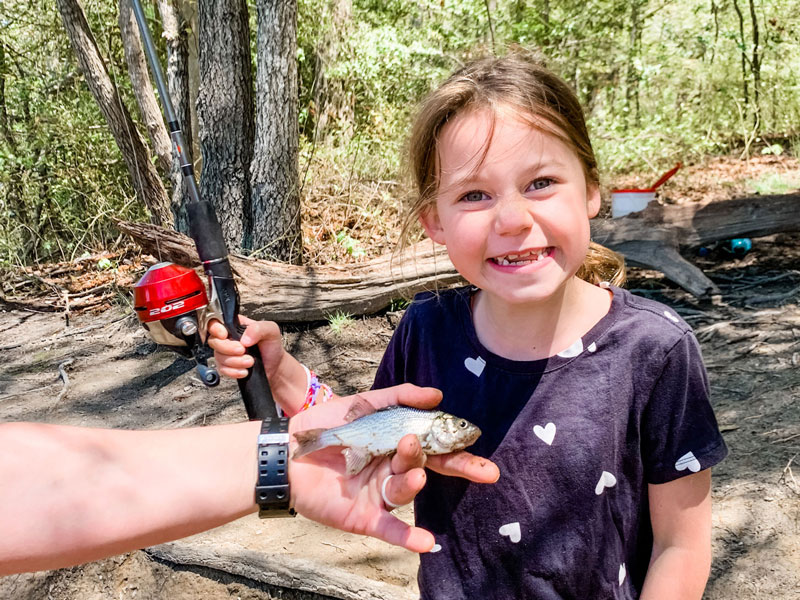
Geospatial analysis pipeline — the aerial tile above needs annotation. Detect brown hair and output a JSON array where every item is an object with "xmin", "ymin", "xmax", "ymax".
[{"xmin": 400, "ymin": 51, "xmax": 625, "ymax": 287}]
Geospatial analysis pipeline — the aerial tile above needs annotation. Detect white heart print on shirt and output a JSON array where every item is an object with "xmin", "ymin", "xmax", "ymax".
[
  {"xmin": 619, "ymin": 564, "xmax": 626, "ymax": 586},
  {"xmin": 663, "ymin": 310, "xmax": 680, "ymax": 323},
  {"xmin": 430, "ymin": 543, "xmax": 442, "ymax": 553},
  {"xmin": 557, "ymin": 338, "xmax": 583, "ymax": 358},
  {"xmin": 595, "ymin": 471, "xmax": 617, "ymax": 495},
  {"xmin": 464, "ymin": 356, "xmax": 486, "ymax": 377},
  {"xmin": 499, "ymin": 522, "xmax": 521, "ymax": 543},
  {"xmin": 533, "ymin": 423, "xmax": 556, "ymax": 445},
  {"xmin": 675, "ymin": 451, "xmax": 701, "ymax": 473}
]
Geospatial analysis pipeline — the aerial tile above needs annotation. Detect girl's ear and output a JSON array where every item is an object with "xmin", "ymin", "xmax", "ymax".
[
  {"xmin": 419, "ymin": 206, "xmax": 446, "ymax": 244},
  {"xmin": 586, "ymin": 185, "xmax": 601, "ymax": 219}
]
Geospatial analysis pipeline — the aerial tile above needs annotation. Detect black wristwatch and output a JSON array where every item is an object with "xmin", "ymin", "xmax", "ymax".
[{"xmin": 255, "ymin": 417, "xmax": 296, "ymax": 518}]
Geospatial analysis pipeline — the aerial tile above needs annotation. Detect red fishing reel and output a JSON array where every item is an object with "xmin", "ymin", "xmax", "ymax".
[{"xmin": 134, "ymin": 262, "xmax": 220, "ymax": 386}]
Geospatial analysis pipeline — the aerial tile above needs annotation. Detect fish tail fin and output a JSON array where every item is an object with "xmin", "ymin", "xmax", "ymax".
[{"xmin": 292, "ymin": 428, "xmax": 327, "ymax": 458}]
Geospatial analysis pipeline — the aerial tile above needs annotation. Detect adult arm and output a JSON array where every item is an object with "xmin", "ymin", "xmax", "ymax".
[
  {"xmin": 0, "ymin": 384, "xmax": 498, "ymax": 575},
  {"xmin": 639, "ymin": 470, "xmax": 713, "ymax": 599}
]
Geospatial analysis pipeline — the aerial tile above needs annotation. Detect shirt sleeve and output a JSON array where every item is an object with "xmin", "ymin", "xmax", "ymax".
[{"xmin": 641, "ymin": 331, "xmax": 728, "ymax": 484}]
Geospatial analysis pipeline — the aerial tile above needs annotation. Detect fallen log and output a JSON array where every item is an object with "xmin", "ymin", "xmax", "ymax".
[
  {"xmin": 118, "ymin": 193, "xmax": 800, "ymax": 320},
  {"xmin": 117, "ymin": 220, "xmax": 464, "ymax": 322}
]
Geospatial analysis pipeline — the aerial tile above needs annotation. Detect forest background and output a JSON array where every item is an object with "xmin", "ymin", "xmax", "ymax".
[{"xmin": 1, "ymin": 0, "xmax": 798, "ymax": 270}]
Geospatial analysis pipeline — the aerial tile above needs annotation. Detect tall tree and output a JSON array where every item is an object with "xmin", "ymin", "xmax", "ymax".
[
  {"xmin": 197, "ymin": 0, "xmax": 254, "ymax": 249},
  {"xmin": 118, "ymin": 0, "xmax": 172, "ymax": 175},
  {"xmin": 55, "ymin": 0, "xmax": 172, "ymax": 227},
  {"xmin": 249, "ymin": 0, "xmax": 302, "ymax": 262},
  {"xmin": 157, "ymin": 0, "xmax": 192, "ymax": 233}
]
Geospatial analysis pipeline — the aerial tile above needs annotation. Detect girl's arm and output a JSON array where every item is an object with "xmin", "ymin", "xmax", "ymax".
[
  {"xmin": 208, "ymin": 317, "xmax": 309, "ymax": 415},
  {"xmin": 640, "ymin": 470, "xmax": 713, "ymax": 600}
]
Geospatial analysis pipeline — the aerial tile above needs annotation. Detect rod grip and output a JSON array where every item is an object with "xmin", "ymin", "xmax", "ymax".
[
  {"xmin": 236, "ymin": 344, "xmax": 277, "ymax": 420},
  {"xmin": 209, "ymin": 272, "xmax": 277, "ymax": 420}
]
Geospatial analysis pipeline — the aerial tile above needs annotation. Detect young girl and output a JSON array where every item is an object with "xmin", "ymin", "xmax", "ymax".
[{"xmin": 210, "ymin": 53, "xmax": 727, "ymax": 599}]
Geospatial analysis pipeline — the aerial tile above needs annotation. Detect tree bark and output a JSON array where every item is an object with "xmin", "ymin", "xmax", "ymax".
[
  {"xmin": 119, "ymin": 193, "xmax": 800, "ymax": 317},
  {"xmin": 197, "ymin": 0, "xmax": 254, "ymax": 250},
  {"xmin": 157, "ymin": 0, "xmax": 192, "ymax": 233},
  {"xmin": 747, "ymin": 0, "xmax": 761, "ymax": 128},
  {"xmin": 118, "ymin": 0, "xmax": 173, "ymax": 175},
  {"xmin": 249, "ymin": 0, "xmax": 302, "ymax": 263},
  {"xmin": 732, "ymin": 0, "xmax": 750, "ymax": 111},
  {"xmin": 56, "ymin": 0, "xmax": 171, "ymax": 226}
]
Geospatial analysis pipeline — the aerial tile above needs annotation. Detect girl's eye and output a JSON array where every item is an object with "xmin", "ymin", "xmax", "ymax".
[
  {"xmin": 529, "ymin": 178, "xmax": 554, "ymax": 191},
  {"xmin": 460, "ymin": 190, "xmax": 487, "ymax": 203}
]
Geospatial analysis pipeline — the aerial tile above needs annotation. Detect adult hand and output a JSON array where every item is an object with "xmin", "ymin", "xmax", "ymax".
[{"xmin": 289, "ymin": 384, "xmax": 499, "ymax": 553}]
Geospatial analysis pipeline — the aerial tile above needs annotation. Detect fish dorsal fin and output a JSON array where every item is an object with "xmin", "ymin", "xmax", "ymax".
[
  {"xmin": 342, "ymin": 447, "xmax": 372, "ymax": 475},
  {"xmin": 343, "ymin": 394, "xmax": 377, "ymax": 423},
  {"xmin": 292, "ymin": 428, "xmax": 326, "ymax": 458}
]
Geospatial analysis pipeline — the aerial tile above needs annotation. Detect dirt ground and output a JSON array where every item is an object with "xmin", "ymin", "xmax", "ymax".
[{"xmin": 1, "ymin": 155, "xmax": 800, "ymax": 598}]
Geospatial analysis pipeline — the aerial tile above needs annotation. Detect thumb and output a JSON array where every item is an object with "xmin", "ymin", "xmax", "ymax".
[{"xmin": 239, "ymin": 320, "xmax": 281, "ymax": 347}]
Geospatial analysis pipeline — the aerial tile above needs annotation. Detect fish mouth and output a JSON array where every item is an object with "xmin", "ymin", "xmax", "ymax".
[{"xmin": 489, "ymin": 247, "xmax": 553, "ymax": 266}]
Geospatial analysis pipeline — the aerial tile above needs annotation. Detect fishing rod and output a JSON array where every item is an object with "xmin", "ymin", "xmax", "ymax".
[{"xmin": 129, "ymin": 0, "xmax": 276, "ymax": 420}]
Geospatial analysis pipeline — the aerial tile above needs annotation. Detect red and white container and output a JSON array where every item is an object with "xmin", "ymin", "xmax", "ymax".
[{"xmin": 610, "ymin": 163, "xmax": 681, "ymax": 219}]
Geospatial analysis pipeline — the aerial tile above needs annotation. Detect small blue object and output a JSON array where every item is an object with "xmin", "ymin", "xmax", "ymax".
[{"xmin": 728, "ymin": 238, "xmax": 752, "ymax": 256}]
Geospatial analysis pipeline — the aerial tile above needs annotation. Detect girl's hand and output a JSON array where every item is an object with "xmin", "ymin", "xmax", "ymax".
[
  {"xmin": 289, "ymin": 384, "xmax": 499, "ymax": 552},
  {"xmin": 207, "ymin": 316, "xmax": 284, "ymax": 380}
]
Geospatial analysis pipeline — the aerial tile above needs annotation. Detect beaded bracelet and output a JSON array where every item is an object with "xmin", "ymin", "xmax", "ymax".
[{"xmin": 299, "ymin": 364, "xmax": 333, "ymax": 412}]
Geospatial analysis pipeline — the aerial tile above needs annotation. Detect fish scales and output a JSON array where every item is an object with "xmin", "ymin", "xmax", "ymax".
[{"xmin": 293, "ymin": 405, "xmax": 481, "ymax": 475}]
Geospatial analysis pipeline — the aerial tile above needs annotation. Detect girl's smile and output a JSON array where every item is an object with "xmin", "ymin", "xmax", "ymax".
[{"xmin": 489, "ymin": 246, "xmax": 554, "ymax": 268}]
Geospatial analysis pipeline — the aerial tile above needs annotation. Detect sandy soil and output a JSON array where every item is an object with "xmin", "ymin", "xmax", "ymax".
[{"xmin": 1, "ymin": 155, "xmax": 800, "ymax": 598}]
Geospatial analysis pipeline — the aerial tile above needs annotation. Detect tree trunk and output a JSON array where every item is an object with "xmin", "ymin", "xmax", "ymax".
[
  {"xmin": 249, "ymin": 0, "xmax": 302, "ymax": 263},
  {"xmin": 56, "ymin": 0, "xmax": 171, "ymax": 227},
  {"xmin": 625, "ymin": 0, "xmax": 644, "ymax": 129},
  {"xmin": 197, "ymin": 0, "xmax": 254, "ymax": 250},
  {"xmin": 118, "ymin": 0, "xmax": 173, "ymax": 176},
  {"xmin": 157, "ymin": 0, "xmax": 192, "ymax": 233},
  {"xmin": 747, "ymin": 0, "xmax": 761, "ymax": 129},
  {"xmin": 732, "ymin": 0, "xmax": 750, "ymax": 111}
]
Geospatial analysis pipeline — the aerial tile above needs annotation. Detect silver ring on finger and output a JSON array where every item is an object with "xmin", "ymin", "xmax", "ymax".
[{"xmin": 381, "ymin": 474, "xmax": 402, "ymax": 510}]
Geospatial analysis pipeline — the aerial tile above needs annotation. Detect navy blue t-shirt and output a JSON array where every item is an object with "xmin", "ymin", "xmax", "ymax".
[{"xmin": 373, "ymin": 286, "xmax": 727, "ymax": 599}]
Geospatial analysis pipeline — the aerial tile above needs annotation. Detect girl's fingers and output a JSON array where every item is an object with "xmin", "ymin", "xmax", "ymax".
[
  {"xmin": 207, "ymin": 337, "xmax": 247, "ymax": 356},
  {"xmin": 426, "ymin": 452, "xmax": 500, "ymax": 484},
  {"xmin": 207, "ymin": 320, "xmax": 229, "ymax": 340},
  {"xmin": 216, "ymin": 366, "xmax": 249, "ymax": 379},
  {"xmin": 215, "ymin": 354, "xmax": 254, "ymax": 370}
]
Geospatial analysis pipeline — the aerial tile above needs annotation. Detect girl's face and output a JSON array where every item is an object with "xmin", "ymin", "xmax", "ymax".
[{"xmin": 419, "ymin": 107, "xmax": 601, "ymax": 307}]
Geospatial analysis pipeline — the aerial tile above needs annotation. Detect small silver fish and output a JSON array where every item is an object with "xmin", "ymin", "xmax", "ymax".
[{"xmin": 293, "ymin": 397, "xmax": 481, "ymax": 475}]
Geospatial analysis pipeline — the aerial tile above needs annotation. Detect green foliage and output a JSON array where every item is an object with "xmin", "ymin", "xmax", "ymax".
[
  {"xmin": 0, "ymin": 0, "xmax": 145, "ymax": 266},
  {"xmin": 335, "ymin": 230, "xmax": 366, "ymax": 258},
  {"xmin": 297, "ymin": 0, "xmax": 799, "ymax": 184},
  {"xmin": 327, "ymin": 310, "xmax": 354, "ymax": 334},
  {"xmin": 3, "ymin": 0, "xmax": 799, "ymax": 267},
  {"xmin": 746, "ymin": 172, "xmax": 800, "ymax": 195}
]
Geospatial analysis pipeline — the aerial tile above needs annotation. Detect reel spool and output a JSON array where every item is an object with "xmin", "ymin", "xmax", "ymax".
[{"xmin": 134, "ymin": 262, "xmax": 220, "ymax": 386}]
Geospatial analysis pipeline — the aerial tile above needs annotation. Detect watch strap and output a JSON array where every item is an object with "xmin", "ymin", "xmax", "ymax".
[{"xmin": 255, "ymin": 417, "xmax": 296, "ymax": 518}]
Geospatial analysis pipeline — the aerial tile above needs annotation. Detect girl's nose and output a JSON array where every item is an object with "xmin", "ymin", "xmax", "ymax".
[{"xmin": 493, "ymin": 194, "xmax": 534, "ymax": 236}]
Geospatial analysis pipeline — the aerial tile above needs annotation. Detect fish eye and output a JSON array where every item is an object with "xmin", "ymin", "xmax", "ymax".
[{"xmin": 459, "ymin": 420, "xmax": 468, "ymax": 428}]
